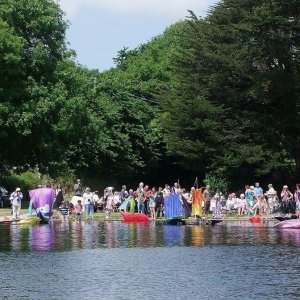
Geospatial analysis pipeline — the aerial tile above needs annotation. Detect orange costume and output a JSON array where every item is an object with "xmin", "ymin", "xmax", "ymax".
[{"xmin": 192, "ymin": 188, "xmax": 203, "ymax": 216}]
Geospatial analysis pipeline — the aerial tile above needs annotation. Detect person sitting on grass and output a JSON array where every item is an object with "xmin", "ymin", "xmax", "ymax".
[
  {"xmin": 237, "ymin": 194, "xmax": 246, "ymax": 217},
  {"xmin": 225, "ymin": 193, "xmax": 235, "ymax": 214}
]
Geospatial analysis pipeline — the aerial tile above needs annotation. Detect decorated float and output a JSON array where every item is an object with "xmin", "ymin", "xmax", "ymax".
[{"xmin": 29, "ymin": 188, "xmax": 55, "ymax": 223}]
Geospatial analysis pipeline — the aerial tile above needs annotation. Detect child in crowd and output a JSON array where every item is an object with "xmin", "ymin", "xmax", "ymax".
[
  {"xmin": 149, "ymin": 192, "xmax": 156, "ymax": 219},
  {"xmin": 259, "ymin": 195, "xmax": 267, "ymax": 215},
  {"xmin": 252, "ymin": 196, "xmax": 260, "ymax": 216},
  {"xmin": 75, "ymin": 200, "xmax": 83, "ymax": 221},
  {"xmin": 106, "ymin": 191, "xmax": 114, "ymax": 219},
  {"xmin": 58, "ymin": 201, "xmax": 69, "ymax": 223}
]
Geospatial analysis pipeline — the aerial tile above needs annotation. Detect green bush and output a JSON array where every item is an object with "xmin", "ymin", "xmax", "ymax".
[
  {"xmin": 2, "ymin": 171, "xmax": 42, "ymax": 194},
  {"xmin": 53, "ymin": 171, "xmax": 76, "ymax": 193},
  {"xmin": 203, "ymin": 168, "xmax": 230, "ymax": 195}
]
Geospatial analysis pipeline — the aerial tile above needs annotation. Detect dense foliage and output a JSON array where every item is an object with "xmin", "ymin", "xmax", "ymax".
[
  {"xmin": 0, "ymin": 0, "xmax": 299, "ymax": 190},
  {"xmin": 160, "ymin": 1, "xmax": 300, "ymax": 188}
]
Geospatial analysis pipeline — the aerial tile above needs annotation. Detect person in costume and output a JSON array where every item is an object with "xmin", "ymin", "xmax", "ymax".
[{"xmin": 127, "ymin": 189, "xmax": 136, "ymax": 214}]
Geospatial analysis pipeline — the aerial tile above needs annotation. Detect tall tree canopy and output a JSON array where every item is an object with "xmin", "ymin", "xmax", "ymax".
[
  {"xmin": 0, "ymin": 0, "xmax": 68, "ymax": 167},
  {"xmin": 159, "ymin": 0, "xmax": 300, "ymax": 186},
  {"xmin": 1, "ymin": 0, "xmax": 300, "ymax": 189}
]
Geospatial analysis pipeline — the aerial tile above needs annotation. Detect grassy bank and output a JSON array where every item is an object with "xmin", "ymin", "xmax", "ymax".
[{"xmin": 0, "ymin": 208, "xmax": 274, "ymax": 221}]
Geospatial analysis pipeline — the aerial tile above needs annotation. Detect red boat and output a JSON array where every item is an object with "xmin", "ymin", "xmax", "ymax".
[
  {"xmin": 249, "ymin": 215, "xmax": 261, "ymax": 223},
  {"xmin": 120, "ymin": 212, "xmax": 149, "ymax": 222}
]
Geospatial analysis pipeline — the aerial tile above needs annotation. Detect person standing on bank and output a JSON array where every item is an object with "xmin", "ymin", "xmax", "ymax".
[
  {"xmin": 281, "ymin": 185, "xmax": 293, "ymax": 214},
  {"xmin": 55, "ymin": 183, "xmax": 64, "ymax": 210},
  {"xmin": 155, "ymin": 187, "xmax": 164, "ymax": 218},
  {"xmin": 10, "ymin": 187, "xmax": 23, "ymax": 219},
  {"xmin": 74, "ymin": 179, "xmax": 83, "ymax": 197},
  {"xmin": 83, "ymin": 187, "xmax": 94, "ymax": 219}
]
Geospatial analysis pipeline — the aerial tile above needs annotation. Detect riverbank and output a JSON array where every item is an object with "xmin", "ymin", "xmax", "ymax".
[{"xmin": 0, "ymin": 208, "xmax": 276, "ymax": 222}]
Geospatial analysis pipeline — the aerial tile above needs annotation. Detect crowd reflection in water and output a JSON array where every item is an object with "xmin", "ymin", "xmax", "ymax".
[{"xmin": 2, "ymin": 221, "xmax": 300, "ymax": 252}]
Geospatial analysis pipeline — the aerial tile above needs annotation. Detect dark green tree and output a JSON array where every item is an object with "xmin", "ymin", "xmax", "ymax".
[
  {"xmin": 0, "ymin": 0, "xmax": 68, "ymax": 169},
  {"xmin": 159, "ymin": 0, "xmax": 300, "ymax": 186}
]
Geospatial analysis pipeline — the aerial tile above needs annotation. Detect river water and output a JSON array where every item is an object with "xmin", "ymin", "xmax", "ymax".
[{"xmin": 0, "ymin": 220, "xmax": 299, "ymax": 299}]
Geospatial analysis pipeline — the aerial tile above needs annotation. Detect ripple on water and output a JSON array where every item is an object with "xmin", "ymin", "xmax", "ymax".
[{"xmin": 0, "ymin": 221, "xmax": 300, "ymax": 299}]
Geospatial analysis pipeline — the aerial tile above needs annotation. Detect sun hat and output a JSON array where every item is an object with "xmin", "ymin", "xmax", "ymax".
[{"xmin": 16, "ymin": 187, "xmax": 21, "ymax": 192}]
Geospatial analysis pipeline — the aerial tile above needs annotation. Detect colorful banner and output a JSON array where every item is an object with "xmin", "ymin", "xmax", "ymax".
[
  {"xmin": 192, "ymin": 188, "xmax": 203, "ymax": 216},
  {"xmin": 164, "ymin": 193, "xmax": 183, "ymax": 219},
  {"xmin": 29, "ymin": 188, "xmax": 55, "ymax": 218}
]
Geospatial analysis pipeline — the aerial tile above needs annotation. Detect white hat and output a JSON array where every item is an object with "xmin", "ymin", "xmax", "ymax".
[
  {"xmin": 283, "ymin": 185, "xmax": 288, "ymax": 189},
  {"xmin": 16, "ymin": 187, "xmax": 21, "ymax": 192}
]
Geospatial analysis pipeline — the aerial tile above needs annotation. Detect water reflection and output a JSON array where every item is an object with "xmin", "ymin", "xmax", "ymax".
[{"xmin": 0, "ymin": 220, "xmax": 300, "ymax": 252}]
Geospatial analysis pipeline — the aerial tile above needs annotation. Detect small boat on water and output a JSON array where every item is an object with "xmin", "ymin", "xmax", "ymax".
[
  {"xmin": 18, "ymin": 218, "xmax": 40, "ymax": 225},
  {"xmin": 165, "ymin": 216, "xmax": 223, "ymax": 226},
  {"xmin": 274, "ymin": 215, "xmax": 297, "ymax": 222},
  {"xmin": 249, "ymin": 215, "xmax": 261, "ymax": 223},
  {"xmin": 165, "ymin": 217, "xmax": 187, "ymax": 225},
  {"xmin": 0, "ymin": 216, "xmax": 20, "ymax": 224},
  {"xmin": 120, "ymin": 212, "xmax": 149, "ymax": 222},
  {"xmin": 274, "ymin": 218, "xmax": 300, "ymax": 229},
  {"xmin": 206, "ymin": 219, "xmax": 223, "ymax": 225}
]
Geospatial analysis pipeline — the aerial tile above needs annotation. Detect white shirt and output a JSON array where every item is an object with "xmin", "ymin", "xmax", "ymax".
[
  {"xmin": 83, "ymin": 192, "xmax": 93, "ymax": 205},
  {"xmin": 10, "ymin": 191, "xmax": 23, "ymax": 206}
]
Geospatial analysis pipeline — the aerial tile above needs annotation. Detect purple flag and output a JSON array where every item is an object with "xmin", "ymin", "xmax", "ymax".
[{"xmin": 29, "ymin": 188, "xmax": 55, "ymax": 218}]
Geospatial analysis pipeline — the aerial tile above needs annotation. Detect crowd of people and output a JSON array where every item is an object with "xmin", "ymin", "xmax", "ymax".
[
  {"xmin": 58, "ymin": 180, "xmax": 300, "ymax": 221},
  {"xmin": 6, "ymin": 180, "xmax": 300, "ymax": 221}
]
